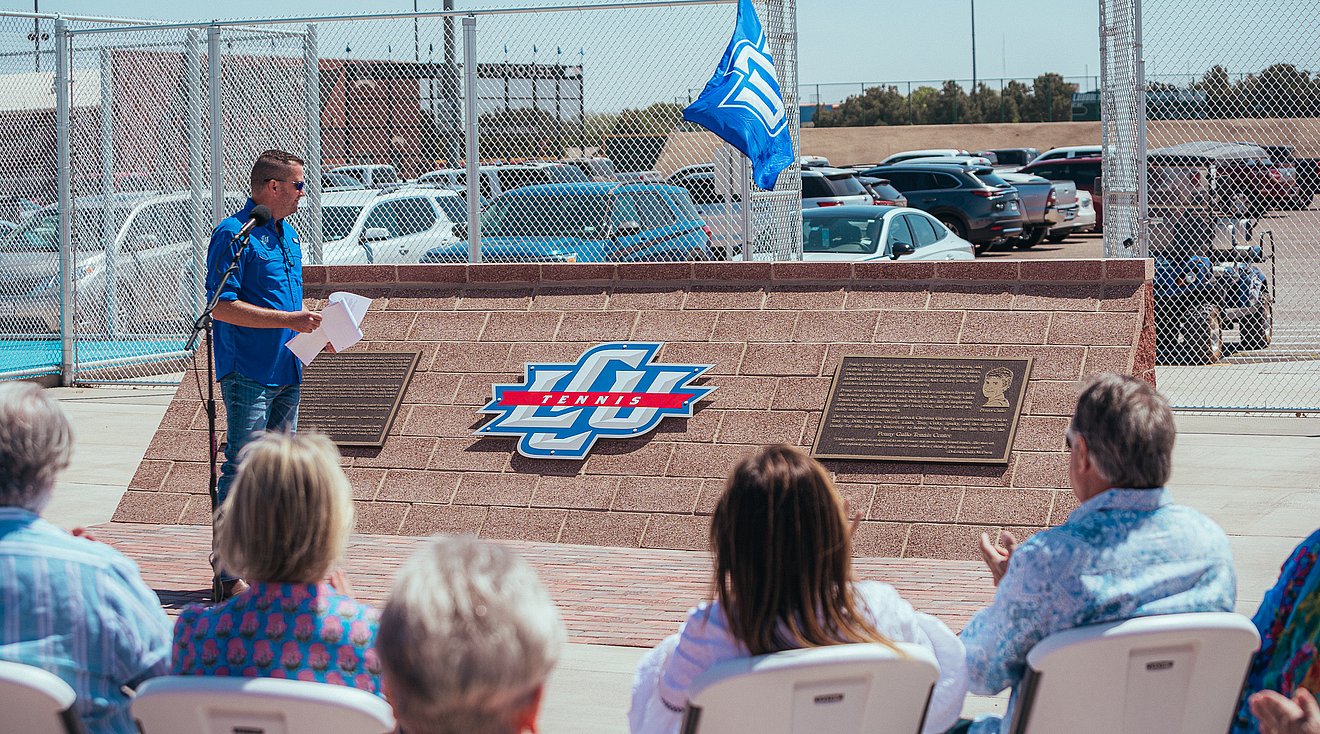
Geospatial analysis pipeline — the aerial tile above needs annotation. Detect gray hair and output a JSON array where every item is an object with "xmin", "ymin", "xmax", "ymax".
[
  {"xmin": 377, "ymin": 536, "xmax": 565, "ymax": 734},
  {"xmin": 1071, "ymin": 372, "xmax": 1175, "ymax": 489},
  {"xmin": 0, "ymin": 382, "xmax": 73, "ymax": 511}
]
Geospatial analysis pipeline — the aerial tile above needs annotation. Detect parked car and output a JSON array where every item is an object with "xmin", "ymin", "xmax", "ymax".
[
  {"xmin": 327, "ymin": 164, "xmax": 400, "ymax": 189},
  {"xmin": 860, "ymin": 162, "xmax": 1024, "ymax": 251},
  {"xmin": 664, "ymin": 168, "xmax": 773, "ymax": 260},
  {"xmin": 1047, "ymin": 189, "xmax": 1096, "ymax": 242},
  {"xmin": 320, "ymin": 188, "xmax": 466, "ymax": 264},
  {"xmin": 801, "ymin": 205, "xmax": 974, "ymax": 261},
  {"xmin": 856, "ymin": 176, "xmax": 908, "ymax": 207},
  {"xmin": 0, "ymin": 190, "xmax": 246, "ymax": 334},
  {"xmin": 323, "ymin": 172, "xmax": 365, "ymax": 190},
  {"xmin": 1018, "ymin": 156, "xmax": 1103, "ymax": 228},
  {"xmin": 900, "ymin": 155, "xmax": 996, "ymax": 168},
  {"xmin": 800, "ymin": 168, "xmax": 873, "ymax": 208},
  {"xmin": 419, "ymin": 182, "xmax": 714, "ymax": 263},
  {"xmin": 800, "ymin": 155, "xmax": 831, "ymax": 168},
  {"xmin": 560, "ymin": 157, "xmax": 619, "ymax": 182},
  {"xmin": 1030, "ymin": 145, "xmax": 1102, "ymax": 164},
  {"xmin": 877, "ymin": 149, "xmax": 971, "ymax": 166},
  {"xmin": 416, "ymin": 162, "xmax": 587, "ymax": 200},
  {"xmin": 998, "ymin": 172, "xmax": 1077, "ymax": 248},
  {"xmin": 1150, "ymin": 213, "xmax": 1274, "ymax": 364},
  {"xmin": 0, "ymin": 220, "xmax": 16, "ymax": 238},
  {"xmin": 986, "ymin": 148, "xmax": 1041, "ymax": 168}
]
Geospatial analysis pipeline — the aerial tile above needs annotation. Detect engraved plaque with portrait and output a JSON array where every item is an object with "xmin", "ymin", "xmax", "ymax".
[
  {"xmin": 298, "ymin": 351, "xmax": 421, "ymax": 448},
  {"xmin": 811, "ymin": 356, "xmax": 1033, "ymax": 464}
]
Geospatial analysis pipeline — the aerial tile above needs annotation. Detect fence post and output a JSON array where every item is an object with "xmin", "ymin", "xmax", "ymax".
[
  {"xmin": 463, "ymin": 15, "xmax": 480, "ymax": 263},
  {"xmin": 186, "ymin": 28, "xmax": 207, "ymax": 315},
  {"xmin": 56, "ymin": 16, "xmax": 73, "ymax": 385},
  {"xmin": 1133, "ymin": 0, "xmax": 1148, "ymax": 258},
  {"xmin": 304, "ymin": 24, "xmax": 323, "ymax": 265},
  {"xmin": 100, "ymin": 46, "xmax": 119, "ymax": 339},
  {"xmin": 207, "ymin": 24, "xmax": 223, "ymax": 225}
]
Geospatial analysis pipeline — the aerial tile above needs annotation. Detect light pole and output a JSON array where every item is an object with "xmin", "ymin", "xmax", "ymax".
[{"xmin": 970, "ymin": 0, "xmax": 977, "ymax": 91}]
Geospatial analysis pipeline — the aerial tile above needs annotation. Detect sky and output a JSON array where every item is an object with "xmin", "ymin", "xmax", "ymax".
[{"xmin": 1, "ymin": 0, "xmax": 1316, "ymax": 109}]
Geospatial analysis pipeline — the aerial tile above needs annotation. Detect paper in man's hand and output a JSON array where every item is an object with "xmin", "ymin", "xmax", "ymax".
[{"xmin": 284, "ymin": 291, "xmax": 372, "ymax": 366}]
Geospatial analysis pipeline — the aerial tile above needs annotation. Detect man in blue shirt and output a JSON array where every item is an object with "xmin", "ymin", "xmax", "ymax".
[
  {"xmin": 959, "ymin": 372, "xmax": 1236, "ymax": 733},
  {"xmin": 207, "ymin": 150, "xmax": 322, "ymax": 597},
  {"xmin": 0, "ymin": 382, "xmax": 172, "ymax": 734}
]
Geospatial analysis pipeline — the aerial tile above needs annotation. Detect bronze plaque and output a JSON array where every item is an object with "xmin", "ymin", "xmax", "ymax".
[
  {"xmin": 298, "ymin": 351, "xmax": 421, "ymax": 447},
  {"xmin": 811, "ymin": 355, "xmax": 1033, "ymax": 464}
]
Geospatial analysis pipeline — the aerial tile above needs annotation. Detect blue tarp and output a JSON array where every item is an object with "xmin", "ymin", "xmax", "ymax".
[{"xmin": 0, "ymin": 339, "xmax": 188, "ymax": 378}]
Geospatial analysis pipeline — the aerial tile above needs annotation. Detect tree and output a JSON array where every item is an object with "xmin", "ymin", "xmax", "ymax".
[
  {"xmin": 1000, "ymin": 80, "xmax": 1030, "ymax": 123},
  {"xmin": 611, "ymin": 102, "xmax": 686, "ymax": 136},
  {"xmin": 813, "ymin": 84, "xmax": 908, "ymax": 126},
  {"xmin": 1027, "ymin": 73, "xmax": 1076, "ymax": 122}
]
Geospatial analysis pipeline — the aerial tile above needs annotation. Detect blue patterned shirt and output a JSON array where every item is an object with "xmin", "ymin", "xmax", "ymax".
[
  {"xmin": 0, "ymin": 508, "xmax": 173, "ymax": 734},
  {"xmin": 960, "ymin": 487, "xmax": 1236, "ymax": 733}
]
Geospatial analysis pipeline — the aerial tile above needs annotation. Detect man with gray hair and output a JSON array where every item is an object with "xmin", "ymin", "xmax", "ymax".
[
  {"xmin": 377, "ymin": 535, "xmax": 566, "ymax": 734},
  {"xmin": 957, "ymin": 372, "xmax": 1235, "ymax": 733},
  {"xmin": 0, "ymin": 382, "xmax": 172, "ymax": 734}
]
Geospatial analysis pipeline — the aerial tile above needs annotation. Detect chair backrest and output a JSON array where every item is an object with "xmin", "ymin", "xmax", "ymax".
[
  {"xmin": 1007, "ymin": 612, "xmax": 1261, "ymax": 734},
  {"xmin": 681, "ymin": 642, "xmax": 939, "ymax": 734},
  {"xmin": 131, "ymin": 676, "xmax": 395, "ymax": 734},
  {"xmin": 0, "ymin": 660, "xmax": 84, "ymax": 734}
]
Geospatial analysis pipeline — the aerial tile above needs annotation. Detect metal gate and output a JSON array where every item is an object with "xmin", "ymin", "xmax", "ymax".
[{"xmin": 1103, "ymin": 0, "xmax": 1320, "ymax": 411}]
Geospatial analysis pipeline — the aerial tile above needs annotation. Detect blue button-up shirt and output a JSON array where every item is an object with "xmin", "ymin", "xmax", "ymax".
[
  {"xmin": 960, "ymin": 487, "xmax": 1236, "ymax": 733},
  {"xmin": 206, "ymin": 198, "xmax": 305, "ymax": 387},
  {"xmin": 0, "ymin": 508, "xmax": 172, "ymax": 734}
]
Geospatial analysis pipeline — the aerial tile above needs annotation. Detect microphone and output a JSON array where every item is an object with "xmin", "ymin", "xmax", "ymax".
[{"xmin": 233, "ymin": 205, "xmax": 272, "ymax": 241}]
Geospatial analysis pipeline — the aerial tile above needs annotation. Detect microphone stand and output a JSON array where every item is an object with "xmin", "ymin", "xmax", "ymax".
[{"xmin": 185, "ymin": 227, "xmax": 254, "ymax": 604}]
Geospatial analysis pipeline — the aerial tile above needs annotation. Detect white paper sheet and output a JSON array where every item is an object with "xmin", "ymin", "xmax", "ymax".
[{"xmin": 284, "ymin": 291, "xmax": 372, "ymax": 366}]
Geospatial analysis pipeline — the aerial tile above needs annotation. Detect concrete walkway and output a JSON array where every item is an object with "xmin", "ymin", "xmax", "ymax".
[{"xmin": 39, "ymin": 384, "xmax": 1320, "ymax": 733}]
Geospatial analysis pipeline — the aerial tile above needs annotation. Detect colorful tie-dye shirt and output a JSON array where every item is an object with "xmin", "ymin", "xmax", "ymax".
[
  {"xmin": 171, "ymin": 581, "xmax": 382, "ymax": 695},
  {"xmin": 1233, "ymin": 529, "xmax": 1320, "ymax": 733}
]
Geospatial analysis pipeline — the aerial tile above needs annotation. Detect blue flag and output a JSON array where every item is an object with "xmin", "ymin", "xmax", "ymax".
[{"xmin": 683, "ymin": 0, "xmax": 793, "ymax": 190}]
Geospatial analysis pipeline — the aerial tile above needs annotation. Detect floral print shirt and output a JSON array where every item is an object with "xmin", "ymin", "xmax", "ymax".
[
  {"xmin": 960, "ymin": 488, "xmax": 1236, "ymax": 733},
  {"xmin": 171, "ymin": 581, "xmax": 382, "ymax": 695},
  {"xmin": 1233, "ymin": 529, "xmax": 1320, "ymax": 733}
]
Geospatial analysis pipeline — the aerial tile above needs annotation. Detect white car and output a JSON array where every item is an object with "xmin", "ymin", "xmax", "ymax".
[
  {"xmin": 319, "ymin": 188, "xmax": 466, "ymax": 264},
  {"xmin": 1047, "ymin": 189, "xmax": 1097, "ymax": 242},
  {"xmin": 877, "ymin": 149, "xmax": 971, "ymax": 166},
  {"xmin": 1030, "ymin": 145, "xmax": 1103, "ymax": 164},
  {"xmin": 415, "ymin": 162, "xmax": 586, "ymax": 200},
  {"xmin": 327, "ymin": 164, "xmax": 400, "ymax": 189},
  {"xmin": 801, "ymin": 205, "xmax": 974, "ymax": 261}
]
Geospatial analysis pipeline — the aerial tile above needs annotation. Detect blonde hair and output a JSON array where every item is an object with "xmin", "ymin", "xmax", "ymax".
[
  {"xmin": 215, "ymin": 432, "xmax": 353, "ymax": 583},
  {"xmin": 710, "ymin": 445, "xmax": 897, "ymax": 656}
]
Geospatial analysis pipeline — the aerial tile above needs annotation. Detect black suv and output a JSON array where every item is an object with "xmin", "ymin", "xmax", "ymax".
[{"xmin": 861, "ymin": 163, "xmax": 1024, "ymax": 251}]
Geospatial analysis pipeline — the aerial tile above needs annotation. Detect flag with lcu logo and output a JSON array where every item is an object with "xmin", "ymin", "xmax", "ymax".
[{"xmin": 682, "ymin": 0, "xmax": 794, "ymax": 190}]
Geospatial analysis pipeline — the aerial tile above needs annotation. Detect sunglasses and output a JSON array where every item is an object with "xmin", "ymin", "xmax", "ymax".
[
  {"xmin": 267, "ymin": 178, "xmax": 306, "ymax": 192},
  {"xmin": 1064, "ymin": 427, "xmax": 1078, "ymax": 451}
]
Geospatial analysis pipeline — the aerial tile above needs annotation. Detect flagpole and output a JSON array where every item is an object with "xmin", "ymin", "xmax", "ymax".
[{"xmin": 740, "ymin": 155, "xmax": 752, "ymax": 261}]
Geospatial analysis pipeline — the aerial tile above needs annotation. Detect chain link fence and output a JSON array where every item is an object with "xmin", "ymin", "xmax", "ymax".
[
  {"xmin": 1134, "ymin": 0, "xmax": 1320, "ymax": 411},
  {"xmin": 0, "ymin": 1, "xmax": 801, "ymax": 385}
]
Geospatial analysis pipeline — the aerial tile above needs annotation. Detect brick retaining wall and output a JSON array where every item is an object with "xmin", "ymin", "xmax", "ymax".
[{"xmin": 115, "ymin": 258, "xmax": 1155, "ymax": 560}]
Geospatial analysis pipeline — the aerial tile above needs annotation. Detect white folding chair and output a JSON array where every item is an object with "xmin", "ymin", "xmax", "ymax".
[
  {"xmin": 1006, "ymin": 611, "xmax": 1261, "ymax": 734},
  {"xmin": 131, "ymin": 676, "xmax": 395, "ymax": 734},
  {"xmin": 0, "ymin": 659, "xmax": 84, "ymax": 734},
  {"xmin": 680, "ymin": 642, "xmax": 939, "ymax": 734}
]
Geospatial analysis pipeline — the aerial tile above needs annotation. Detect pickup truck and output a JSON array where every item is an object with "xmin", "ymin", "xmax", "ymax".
[{"xmin": 999, "ymin": 172, "xmax": 1078, "ymax": 248}]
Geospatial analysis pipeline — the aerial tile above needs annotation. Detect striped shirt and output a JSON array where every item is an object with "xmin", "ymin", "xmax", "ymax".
[{"xmin": 0, "ymin": 507, "xmax": 172, "ymax": 734}]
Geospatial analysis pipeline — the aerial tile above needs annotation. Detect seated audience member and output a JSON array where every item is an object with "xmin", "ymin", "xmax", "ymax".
[
  {"xmin": 1252, "ymin": 688, "xmax": 1320, "ymax": 734},
  {"xmin": 628, "ymin": 444, "xmax": 968, "ymax": 734},
  {"xmin": 376, "ymin": 535, "xmax": 566, "ymax": 734},
  {"xmin": 172, "ymin": 432, "xmax": 382, "ymax": 694},
  {"xmin": 1233, "ymin": 529, "xmax": 1320, "ymax": 733},
  {"xmin": 0, "ymin": 382, "xmax": 172, "ymax": 734},
  {"xmin": 958, "ymin": 372, "xmax": 1235, "ymax": 733}
]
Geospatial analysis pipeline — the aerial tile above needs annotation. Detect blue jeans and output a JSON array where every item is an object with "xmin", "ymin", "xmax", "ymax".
[{"xmin": 217, "ymin": 372, "xmax": 301, "ymax": 509}]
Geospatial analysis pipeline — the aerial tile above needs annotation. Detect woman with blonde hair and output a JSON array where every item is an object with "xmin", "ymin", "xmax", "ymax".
[
  {"xmin": 629, "ymin": 444, "xmax": 968, "ymax": 734},
  {"xmin": 171, "ymin": 432, "xmax": 382, "ymax": 695}
]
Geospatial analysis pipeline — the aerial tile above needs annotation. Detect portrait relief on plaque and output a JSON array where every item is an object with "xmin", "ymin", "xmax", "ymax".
[{"xmin": 811, "ymin": 355, "xmax": 1033, "ymax": 464}]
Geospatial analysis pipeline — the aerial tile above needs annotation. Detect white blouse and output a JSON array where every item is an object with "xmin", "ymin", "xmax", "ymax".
[{"xmin": 628, "ymin": 580, "xmax": 968, "ymax": 734}]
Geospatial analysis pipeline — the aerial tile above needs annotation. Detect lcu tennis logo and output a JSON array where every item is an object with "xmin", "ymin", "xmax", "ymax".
[
  {"xmin": 721, "ymin": 31, "xmax": 787, "ymax": 137},
  {"xmin": 477, "ymin": 343, "xmax": 715, "ymax": 460}
]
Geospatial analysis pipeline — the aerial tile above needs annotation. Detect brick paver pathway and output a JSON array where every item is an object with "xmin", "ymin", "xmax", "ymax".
[{"xmin": 96, "ymin": 522, "xmax": 995, "ymax": 647}]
